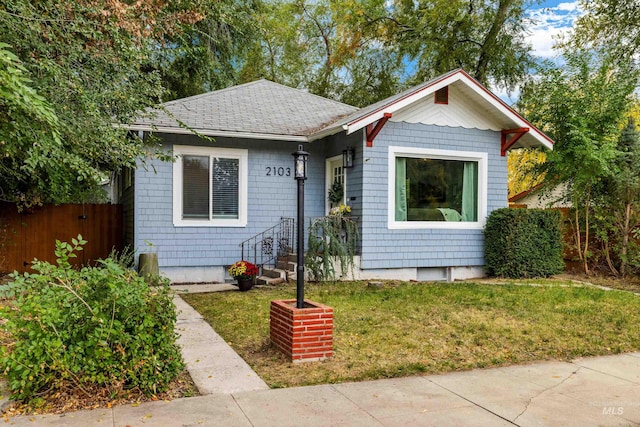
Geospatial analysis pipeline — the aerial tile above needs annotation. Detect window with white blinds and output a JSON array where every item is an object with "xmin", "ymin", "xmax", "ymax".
[
  {"xmin": 212, "ymin": 157, "xmax": 239, "ymax": 219},
  {"xmin": 173, "ymin": 146, "xmax": 248, "ymax": 227}
]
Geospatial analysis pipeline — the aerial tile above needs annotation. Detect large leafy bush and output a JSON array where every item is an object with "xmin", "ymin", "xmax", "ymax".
[
  {"xmin": 485, "ymin": 208, "xmax": 564, "ymax": 278},
  {"xmin": 0, "ymin": 237, "xmax": 184, "ymax": 401}
]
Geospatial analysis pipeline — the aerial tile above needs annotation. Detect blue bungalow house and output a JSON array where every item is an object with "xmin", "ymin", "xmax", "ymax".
[{"xmin": 122, "ymin": 69, "xmax": 553, "ymax": 283}]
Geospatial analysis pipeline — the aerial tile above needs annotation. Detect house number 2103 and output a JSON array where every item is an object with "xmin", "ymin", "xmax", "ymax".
[{"xmin": 265, "ymin": 166, "xmax": 291, "ymax": 177}]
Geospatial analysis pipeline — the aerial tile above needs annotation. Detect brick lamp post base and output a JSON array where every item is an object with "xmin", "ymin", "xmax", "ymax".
[{"xmin": 270, "ymin": 299, "xmax": 333, "ymax": 363}]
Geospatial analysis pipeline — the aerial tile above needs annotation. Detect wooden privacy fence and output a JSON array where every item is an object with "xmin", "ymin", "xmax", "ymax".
[{"xmin": 0, "ymin": 203, "xmax": 123, "ymax": 274}]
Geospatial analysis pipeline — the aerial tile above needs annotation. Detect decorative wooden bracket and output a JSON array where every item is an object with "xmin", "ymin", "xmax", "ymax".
[
  {"xmin": 501, "ymin": 128, "xmax": 529, "ymax": 156},
  {"xmin": 365, "ymin": 113, "xmax": 392, "ymax": 147}
]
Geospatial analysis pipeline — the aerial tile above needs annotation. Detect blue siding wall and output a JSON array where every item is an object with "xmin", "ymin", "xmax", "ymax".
[
  {"xmin": 359, "ymin": 122, "xmax": 507, "ymax": 270},
  {"xmin": 324, "ymin": 131, "xmax": 364, "ymax": 216},
  {"xmin": 132, "ymin": 122, "xmax": 507, "ymax": 274},
  {"xmin": 134, "ymin": 134, "xmax": 328, "ymax": 269}
]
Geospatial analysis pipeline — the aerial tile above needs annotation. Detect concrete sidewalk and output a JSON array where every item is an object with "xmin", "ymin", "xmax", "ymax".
[
  {"xmin": 6, "ymin": 353, "xmax": 640, "ymax": 426},
  {"xmin": 5, "ymin": 284, "xmax": 640, "ymax": 426}
]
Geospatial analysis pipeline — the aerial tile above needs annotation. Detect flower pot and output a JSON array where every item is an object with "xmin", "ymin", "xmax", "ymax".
[{"xmin": 237, "ymin": 278, "xmax": 254, "ymax": 292}]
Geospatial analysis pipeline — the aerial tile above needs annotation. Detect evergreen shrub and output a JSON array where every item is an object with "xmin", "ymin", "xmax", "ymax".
[{"xmin": 485, "ymin": 208, "xmax": 564, "ymax": 278}]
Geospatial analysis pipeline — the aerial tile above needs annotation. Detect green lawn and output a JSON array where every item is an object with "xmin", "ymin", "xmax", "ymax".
[{"xmin": 181, "ymin": 280, "xmax": 640, "ymax": 388}]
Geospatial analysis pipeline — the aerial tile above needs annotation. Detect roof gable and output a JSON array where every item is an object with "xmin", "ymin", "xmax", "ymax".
[
  {"xmin": 319, "ymin": 69, "xmax": 553, "ymax": 151},
  {"xmin": 390, "ymin": 80, "xmax": 503, "ymax": 131}
]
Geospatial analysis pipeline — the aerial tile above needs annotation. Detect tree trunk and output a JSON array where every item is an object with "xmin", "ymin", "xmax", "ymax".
[
  {"xmin": 603, "ymin": 240, "xmax": 619, "ymax": 276},
  {"xmin": 475, "ymin": 0, "xmax": 513, "ymax": 85},
  {"xmin": 574, "ymin": 207, "xmax": 583, "ymax": 263},
  {"xmin": 582, "ymin": 189, "xmax": 590, "ymax": 275},
  {"xmin": 620, "ymin": 202, "xmax": 631, "ymax": 276}
]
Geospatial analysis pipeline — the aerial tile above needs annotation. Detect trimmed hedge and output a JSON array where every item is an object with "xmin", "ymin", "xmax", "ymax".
[{"xmin": 485, "ymin": 208, "xmax": 564, "ymax": 278}]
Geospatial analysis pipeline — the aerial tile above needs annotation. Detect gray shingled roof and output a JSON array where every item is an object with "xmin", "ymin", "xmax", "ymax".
[{"xmin": 129, "ymin": 79, "xmax": 358, "ymax": 138}]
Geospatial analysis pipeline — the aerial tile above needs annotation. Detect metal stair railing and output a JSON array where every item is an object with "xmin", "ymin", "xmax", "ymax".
[{"xmin": 239, "ymin": 217, "xmax": 295, "ymax": 274}]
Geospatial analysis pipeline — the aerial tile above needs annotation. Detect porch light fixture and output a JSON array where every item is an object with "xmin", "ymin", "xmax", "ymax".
[
  {"xmin": 343, "ymin": 147, "xmax": 355, "ymax": 169},
  {"xmin": 293, "ymin": 145, "xmax": 309, "ymax": 180},
  {"xmin": 292, "ymin": 144, "xmax": 309, "ymax": 308}
]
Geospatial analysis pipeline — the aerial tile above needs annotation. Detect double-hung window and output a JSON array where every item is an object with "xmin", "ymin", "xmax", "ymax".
[
  {"xmin": 388, "ymin": 146, "xmax": 487, "ymax": 229},
  {"xmin": 173, "ymin": 146, "xmax": 248, "ymax": 227}
]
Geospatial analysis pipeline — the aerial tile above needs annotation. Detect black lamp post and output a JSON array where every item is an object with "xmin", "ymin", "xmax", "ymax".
[{"xmin": 292, "ymin": 144, "xmax": 309, "ymax": 309}]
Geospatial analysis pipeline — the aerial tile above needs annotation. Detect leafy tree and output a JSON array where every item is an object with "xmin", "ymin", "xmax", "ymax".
[
  {"xmin": 572, "ymin": 0, "xmax": 640, "ymax": 64},
  {"xmin": 242, "ymin": 0, "xmax": 540, "ymax": 105},
  {"xmin": 0, "ymin": 43, "xmax": 62, "ymax": 208},
  {"xmin": 596, "ymin": 117, "xmax": 640, "ymax": 275},
  {"xmin": 517, "ymin": 51, "xmax": 638, "ymax": 273},
  {"xmin": 0, "ymin": 1, "xmax": 201, "ymax": 206},
  {"xmin": 240, "ymin": 0, "xmax": 316, "ymax": 90},
  {"xmin": 373, "ymin": 0, "xmax": 538, "ymax": 91},
  {"xmin": 239, "ymin": 0, "xmax": 403, "ymax": 106},
  {"xmin": 507, "ymin": 148, "xmax": 546, "ymax": 199},
  {"xmin": 152, "ymin": 0, "xmax": 260, "ymax": 100}
]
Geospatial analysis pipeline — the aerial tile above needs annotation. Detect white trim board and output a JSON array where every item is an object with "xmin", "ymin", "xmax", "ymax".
[
  {"xmin": 172, "ymin": 145, "xmax": 248, "ymax": 227},
  {"xmin": 387, "ymin": 146, "xmax": 488, "ymax": 230}
]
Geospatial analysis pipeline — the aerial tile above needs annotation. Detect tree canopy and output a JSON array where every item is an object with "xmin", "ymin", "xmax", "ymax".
[
  {"xmin": 572, "ymin": 0, "xmax": 640, "ymax": 63},
  {"xmin": 235, "ymin": 0, "xmax": 539, "ymax": 106},
  {"xmin": 0, "ymin": 0, "xmax": 203, "ymax": 206},
  {"xmin": 517, "ymin": 49, "xmax": 639, "ymax": 273},
  {"xmin": 3, "ymin": 0, "xmax": 638, "ymax": 216}
]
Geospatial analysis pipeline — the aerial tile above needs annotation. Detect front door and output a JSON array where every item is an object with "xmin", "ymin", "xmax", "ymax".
[{"xmin": 325, "ymin": 155, "xmax": 346, "ymax": 214}]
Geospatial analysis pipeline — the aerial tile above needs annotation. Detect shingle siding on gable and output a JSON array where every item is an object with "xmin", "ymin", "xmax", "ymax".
[
  {"xmin": 358, "ymin": 122, "xmax": 507, "ymax": 270},
  {"xmin": 133, "ymin": 134, "xmax": 327, "ymax": 269}
]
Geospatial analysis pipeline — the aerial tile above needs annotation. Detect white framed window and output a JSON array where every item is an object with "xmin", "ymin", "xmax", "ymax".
[
  {"xmin": 388, "ymin": 146, "xmax": 487, "ymax": 229},
  {"xmin": 173, "ymin": 145, "xmax": 248, "ymax": 227}
]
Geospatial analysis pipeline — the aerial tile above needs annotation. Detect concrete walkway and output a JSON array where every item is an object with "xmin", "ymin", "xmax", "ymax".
[
  {"xmin": 172, "ymin": 284, "xmax": 269, "ymax": 395},
  {"xmin": 4, "ymin": 284, "xmax": 640, "ymax": 426}
]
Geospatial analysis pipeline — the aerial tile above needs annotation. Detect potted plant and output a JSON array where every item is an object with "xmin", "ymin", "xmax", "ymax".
[{"xmin": 228, "ymin": 260, "xmax": 259, "ymax": 292}]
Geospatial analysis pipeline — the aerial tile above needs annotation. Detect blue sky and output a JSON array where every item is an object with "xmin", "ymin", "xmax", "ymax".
[
  {"xmin": 525, "ymin": 0, "xmax": 582, "ymax": 59},
  {"xmin": 495, "ymin": 0, "xmax": 582, "ymax": 102}
]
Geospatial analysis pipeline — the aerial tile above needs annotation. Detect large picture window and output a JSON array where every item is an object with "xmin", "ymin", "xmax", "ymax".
[
  {"xmin": 388, "ymin": 147, "xmax": 487, "ymax": 229},
  {"xmin": 173, "ymin": 146, "xmax": 248, "ymax": 227}
]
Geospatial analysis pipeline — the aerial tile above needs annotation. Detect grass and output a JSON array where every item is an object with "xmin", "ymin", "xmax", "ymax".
[{"xmin": 181, "ymin": 279, "xmax": 640, "ymax": 388}]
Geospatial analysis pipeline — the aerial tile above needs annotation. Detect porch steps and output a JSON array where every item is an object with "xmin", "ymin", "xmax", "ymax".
[
  {"xmin": 256, "ymin": 268, "xmax": 286, "ymax": 285},
  {"xmin": 256, "ymin": 254, "xmax": 297, "ymax": 285}
]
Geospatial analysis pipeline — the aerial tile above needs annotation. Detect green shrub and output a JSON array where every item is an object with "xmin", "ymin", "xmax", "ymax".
[
  {"xmin": 306, "ymin": 215, "xmax": 358, "ymax": 281},
  {"xmin": 0, "ymin": 236, "xmax": 184, "ymax": 402},
  {"xmin": 485, "ymin": 208, "xmax": 564, "ymax": 278}
]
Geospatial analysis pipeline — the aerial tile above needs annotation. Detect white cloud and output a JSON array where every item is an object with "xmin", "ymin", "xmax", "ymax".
[
  {"xmin": 556, "ymin": 2, "xmax": 579, "ymax": 12},
  {"xmin": 525, "ymin": 1, "xmax": 584, "ymax": 59}
]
